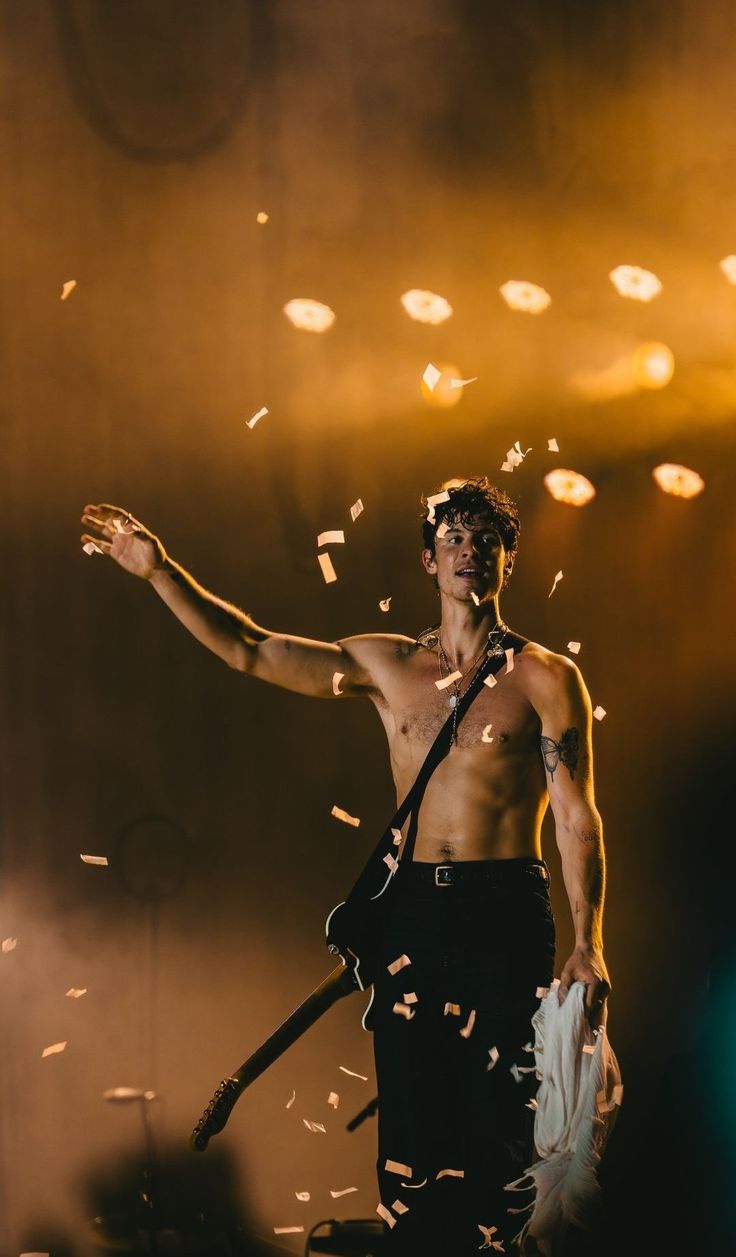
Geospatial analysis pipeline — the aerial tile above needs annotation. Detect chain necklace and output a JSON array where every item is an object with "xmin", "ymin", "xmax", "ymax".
[{"xmin": 438, "ymin": 621, "xmax": 508, "ymax": 743}]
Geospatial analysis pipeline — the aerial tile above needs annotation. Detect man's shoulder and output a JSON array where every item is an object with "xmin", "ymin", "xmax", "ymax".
[
  {"xmin": 517, "ymin": 639, "xmax": 583, "ymax": 692},
  {"xmin": 337, "ymin": 632, "xmax": 421, "ymax": 664}
]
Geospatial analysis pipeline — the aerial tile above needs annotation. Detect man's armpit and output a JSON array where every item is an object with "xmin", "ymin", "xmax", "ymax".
[{"xmin": 540, "ymin": 727, "xmax": 580, "ymax": 781}]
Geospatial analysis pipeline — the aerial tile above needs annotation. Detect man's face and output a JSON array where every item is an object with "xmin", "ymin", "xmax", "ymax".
[{"xmin": 421, "ymin": 514, "xmax": 511, "ymax": 601}]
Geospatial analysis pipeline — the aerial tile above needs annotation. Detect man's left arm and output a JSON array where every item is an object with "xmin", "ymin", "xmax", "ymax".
[{"xmin": 534, "ymin": 655, "xmax": 611, "ymax": 1025}]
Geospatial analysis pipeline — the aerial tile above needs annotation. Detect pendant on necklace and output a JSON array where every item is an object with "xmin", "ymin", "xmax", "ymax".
[{"xmin": 449, "ymin": 694, "xmax": 458, "ymax": 709}]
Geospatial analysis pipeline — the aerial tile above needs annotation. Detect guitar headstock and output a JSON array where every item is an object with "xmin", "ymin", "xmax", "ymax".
[{"xmin": 190, "ymin": 1077, "xmax": 241, "ymax": 1152}]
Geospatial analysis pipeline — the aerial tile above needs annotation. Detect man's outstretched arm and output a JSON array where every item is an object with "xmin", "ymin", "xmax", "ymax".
[
  {"xmin": 80, "ymin": 503, "xmax": 401, "ymax": 699},
  {"xmin": 533, "ymin": 653, "xmax": 611, "ymax": 1024}
]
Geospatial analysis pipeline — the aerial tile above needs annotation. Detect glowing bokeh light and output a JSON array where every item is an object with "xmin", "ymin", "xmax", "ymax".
[
  {"xmin": 608, "ymin": 265, "xmax": 662, "ymax": 302},
  {"xmin": 499, "ymin": 280, "xmax": 551, "ymax": 314},
  {"xmin": 652, "ymin": 463, "xmax": 705, "ymax": 499},
  {"xmin": 544, "ymin": 469, "xmax": 596, "ymax": 507},
  {"xmin": 420, "ymin": 362, "xmax": 463, "ymax": 408},
  {"xmin": 719, "ymin": 255, "xmax": 736, "ymax": 284},
  {"xmin": 283, "ymin": 298, "xmax": 335, "ymax": 333},
  {"xmin": 401, "ymin": 289, "xmax": 453, "ymax": 324},
  {"xmin": 256, "ymin": 211, "xmax": 269, "ymax": 224},
  {"xmin": 631, "ymin": 342, "xmax": 675, "ymax": 389}
]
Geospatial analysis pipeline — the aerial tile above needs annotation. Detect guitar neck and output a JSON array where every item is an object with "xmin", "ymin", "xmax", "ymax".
[{"xmin": 232, "ymin": 962, "xmax": 358, "ymax": 1090}]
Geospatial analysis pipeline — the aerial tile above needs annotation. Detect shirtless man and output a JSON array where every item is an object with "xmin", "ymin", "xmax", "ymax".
[{"xmin": 81, "ymin": 476, "xmax": 610, "ymax": 1255}]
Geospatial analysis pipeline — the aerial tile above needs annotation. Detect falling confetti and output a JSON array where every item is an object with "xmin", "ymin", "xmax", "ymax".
[
  {"xmin": 82, "ymin": 541, "xmax": 104, "ymax": 556},
  {"xmin": 65, "ymin": 988, "xmax": 87, "ymax": 999},
  {"xmin": 42, "ymin": 1041, "xmax": 67, "ymax": 1058},
  {"xmin": 339, "ymin": 1065, "xmax": 369, "ymax": 1080},
  {"xmin": 400, "ymin": 1177, "xmax": 428, "ymax": 1189},
  {"xmin": 444, "ymin": 1003, "xmax": 461, "ymax": 1016},
  {"xmin": 499, "ymin": 280, "xmax": 551, "ymax": 314},
  {"xmin": 505, "ymin": 648, "xmax": 515, "ymax": 673},
  {"xmin": 256, "ymin": 211, "xmax": 269, "ymax": 224},
  {"xmin": 2, "ymin": 938, "xmax": 18, "ymax": 953},
  {"xmin": 548, "ymin": 570, "xmax": 564, "ymax": 598},
  {"xmin": 317, "ymin": 530, "xmax": 345, "ymax": 547},
  {"xmin": 544, "ymin": 469, "xmax": 596, "ymax": 507},
  {"xmin": 478, "ymin": 1223, "xmax": 505, "ymax": 1251},
  {"xmin": 548, "ymin": 438, "xmax": 559, "ymax": 452},
  {"xmin": 327, "ymin": 1092, "xmax": 340, "ymax": 1108},
  {"xmin": 274, "ymin": 1227, "xmax": 305, "ymax": 1235},
  {"xmin": 379, "ymin": 597, "xmax": 392, "ymax": 613},
  {"xmin": 283, "ymin": 298, "xmax": 335, "ymax": 333},
  {"xmin": 449, "ymin": 375, "xmax": 478, "ymax": 388},
  {"xmin": 487, "ymin": 1046, "xmax": 500, "ymax": 1070},
  {"xmin": 400, "ymin": 289, "xmax": 453, "ymax": 324},
  {"xmin": 500, "ymin": 441, "xmax": 532, "ymax": 473},
  {"xmin": 331, "ymin": 805, "xmax": 360, "ymax": 827},
  {"xmin": 60, "ymin": 280, "xmax": 77, "ymax": 301},
  {"xmin": 350, "ymin": 498, "xmax": 364, "ymax": 522},
  {"xmin": 393, "ymin": 1001, "xmax": 415, "ymax": 1020},
  {"xmin": 80, "ymin": 854, "xmax": 108, "ymax": 866},
  {"xmin": 302, "ymin": 1119, "xmax": 327, "ymax": 1133},
  {"xmin": 246, "ymin": 407, "xmax": 268, "ymax": 429},
  {"xmin": 593, "ymin": 706, "xmax": 607, "ymax": 721},
  {"xmin": 385, "ymin": 1159, "xmax": 413, "ymax": 1177},
  {"xmin": 436, "ymin": 1168, "xmax": 465, "ymax": 1180},
  {"xmin": 426, "ymin": 490, "xmax": 450, "ymax": 524},
  {"xmin": 481, "ymin": 724, "xmax": 494, "ymax": 744},
  {"xmin": 483, "ymin": 674, "xmax": 497, "ymax": 689},
  {"xmin": 286, "ymin": 1090, "xmax": 296, "ymax": 1108},
  {"xmin": 435, "ymin": 521, "xmax": 449, "ymax": 539},
  {"xmin": 609, "ymin": 264, "xmax": 662, "ymax": 302},
  {"xmin": 387, "ymin": 954, "xmax": 411, "ymax": 975},
  {"xmin": 652, "ymin": 463, "xmax": 704, "ymax": 499},
  {"xmin": 318, "ymin": 553, "xmax": 338, "ymax": 584},
  {"xmin": 422, "ymin": 363, "xmax": 442, "ymax": 392},
  {"xmin": 459, "ymin": 1009, "xmax": 477, "ymax": 1039},
  {"xmin": 332, "ymin": 672, "xmax": 344, "ymax": 696},
  {"xmin": 376, "ymin": 1204, "xmax": 396, "ymax": 1229},
  {"xmin": 567, "ymin": 641, "xmax": 581, "ymax": 654},
  {"xmin": 435, "ymin": 671, "xmax": 462, "ymax": 691},
  {"xmin": 470, "ymin": 591, "xmax": 481, "ymax": 607},
  {"xmin": 582, "ymin": 1043, "xmax": 596, "ymax": 1055},
  {"xmin": 403, "ymin": 992, "xmax": 418, "ymax": 1004},
  {"xmin": 392, "ymin": 1200, "xmax": 410, "ymax": 1216},
  {"xmin": 331, "ymin": 1186, "xmax": 358, "ymax": 1198},
  {"xmin": 295, "ymin": 1191, "xmax": 311, "ymax": 1202},
  {"xmin": 383, "ymin": 853, "xmax": 399, "ymax": 874},
  {"xmin": 536, "ymin": 985, "xmax": 551, "ymax": 998}
]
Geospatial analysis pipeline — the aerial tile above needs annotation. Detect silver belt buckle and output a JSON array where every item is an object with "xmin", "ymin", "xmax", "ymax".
[{"xmin": 434, "ymin": 864, "xmax": 453, "ymax": 887}]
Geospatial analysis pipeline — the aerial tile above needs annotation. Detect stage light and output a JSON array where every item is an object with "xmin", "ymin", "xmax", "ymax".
[
  {"xmin": 256, "ymin": 211, "xmax": 269, "ymax": 224},
  {"xmin": 499, "ymin": 280, "xmax": 551, "ymax": 314},
  {"xmin": 631, "ymin": 342, "xmax": 675, "ymax": 389},
  {"xmin": 420, "ymin": 362, "xmax": 464, "ymax": 408},
  {"xmin": 652, "ymin": 463, "xmax": 705, "ymax": 498},
  {"xmin": 544, "ymin": 469, "xmax": 596, "ymax": 506},
  {"xmin": 283, "ymin": 298, "xmax": 335, "ymax": 332},
  {"xmin": 719, "ymin": 255, "xmax": 736, "ymax": 284},
  {"xmin": 400, "ymin": 289, "xmax": 453, "ymax": 324},
  {"xmin": 608, "ymin": 265, "xmax": 662, "ymax": 302}
]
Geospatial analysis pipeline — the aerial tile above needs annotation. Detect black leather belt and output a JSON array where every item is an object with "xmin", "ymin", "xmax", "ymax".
[{"xmin": 405, "ymin": 858, "xmax": 550, "ymax": 889}]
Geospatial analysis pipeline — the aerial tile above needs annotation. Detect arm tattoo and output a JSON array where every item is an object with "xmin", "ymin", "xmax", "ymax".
[{"xmin": 540, "ymin": 727, "xmax": 579, "ymax": 781}]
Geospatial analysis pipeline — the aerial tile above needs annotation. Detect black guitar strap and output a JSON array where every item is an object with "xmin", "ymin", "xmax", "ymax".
[{"xmin": 339, "ymin": 630, "xmax": 529, "ymax": 908}]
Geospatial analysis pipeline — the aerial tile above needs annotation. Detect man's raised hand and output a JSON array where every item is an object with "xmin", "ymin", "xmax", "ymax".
[{"xmin": 80, "ymin": 504, "xmax": 167, "ymax": 580}]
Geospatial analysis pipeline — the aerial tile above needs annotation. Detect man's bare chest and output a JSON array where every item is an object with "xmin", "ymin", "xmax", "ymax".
[{"xmin": 376, "ymin": 654, "xmax": 540, "ymax": 754}]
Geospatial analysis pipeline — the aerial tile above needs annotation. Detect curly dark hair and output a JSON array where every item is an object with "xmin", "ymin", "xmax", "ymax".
[{"xmin": 420, "ymin": 476, "xmax": 521, "ymax": 559}]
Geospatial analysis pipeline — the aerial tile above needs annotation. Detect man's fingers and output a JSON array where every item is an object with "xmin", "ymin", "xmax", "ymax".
[
  {"xmin": 80, "ymin": 533, "xmax": 112, "ymax": 555},
  {"xmin": 557, "ymin": 982, "xmax": 569, "ymax": 1004}
]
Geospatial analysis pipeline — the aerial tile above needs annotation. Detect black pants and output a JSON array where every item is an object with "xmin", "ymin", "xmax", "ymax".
[{"xmin": 369, "ymin": 857, "xmax": 556, "ymax": 1257}]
